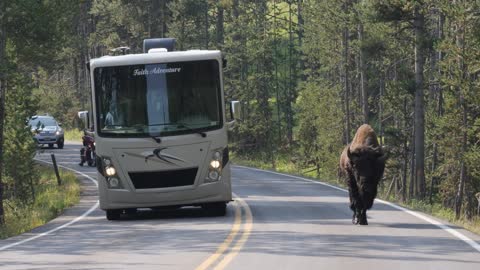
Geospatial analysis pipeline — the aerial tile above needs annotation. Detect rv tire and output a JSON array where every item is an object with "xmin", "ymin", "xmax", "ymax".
[
  {"xmin": 203, "ymin": 202, "xmax": 227, "ymax": 216},
  {"xmin": 106, "ymin": 209, "xmax": 121, "ymax": 220}
]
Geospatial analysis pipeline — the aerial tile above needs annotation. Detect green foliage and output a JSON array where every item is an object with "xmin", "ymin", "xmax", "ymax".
[
  {"xmin": 2, "ymin": 64, "xmax": 38, "ymax": 204},
  {"xmin": 31, "ymin": 68, "xmax": 80, "ymax": 129},
  {"xmin": 223, "ymin": 0, "xmax": 276, "ymax": 152},
  {"xmin": 296, "ymin": 80, "xmax": 343, "ymax": 179},
  {"xmin": 168, "ymin": 0, "xmax": 210, "ymax": 50},
  {"xmin": 1, "ymin": 0, "xmax": 83, "ymax": 225},
  {"xmin": 368, "ymin": 0, "xmax": 413, "ymax": 22},
  {"xmin": 89, "ymin": 0, "xmax": 150, "ymax": 52},
  {"xmin": 64, "ymin": 129, "xmax": 83, "ymax": 142},
  {"xmin": 6, "ymin": 0, "xmax": 78, "ymax": 71},
  {"xmin": 0, "ymin": 165, "xmax": 80, "ymax": 239}
]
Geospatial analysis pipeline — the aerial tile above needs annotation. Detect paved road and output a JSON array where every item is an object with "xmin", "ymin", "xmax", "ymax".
[{"xmin": 0, "ymin": 142, "xmax": 479, "ymax": 269}]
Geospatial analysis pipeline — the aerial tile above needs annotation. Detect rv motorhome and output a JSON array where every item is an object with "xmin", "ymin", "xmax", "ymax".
[{"xmin": 88, "ymin": 38, "xmax": 240, "ymax": 220}]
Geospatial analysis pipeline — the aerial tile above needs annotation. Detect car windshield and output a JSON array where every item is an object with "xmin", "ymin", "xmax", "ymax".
[
  {"xmin": 94, "ymin": 60, "xmax": 222, "ymax": 137},
  {"xmin": 29, "ymin": 118, "xmax": 57, "ymax": 128}
]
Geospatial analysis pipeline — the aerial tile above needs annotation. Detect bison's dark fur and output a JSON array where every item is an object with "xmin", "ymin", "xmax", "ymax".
[{"xmin": 340, "ymin": 124, "xmax": 386, "ymax": 225}]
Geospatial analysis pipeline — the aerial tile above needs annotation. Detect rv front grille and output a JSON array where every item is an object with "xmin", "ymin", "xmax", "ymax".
[{"xmin": 129, "ymin": 168, "xmax": 198, "ymax": 189}]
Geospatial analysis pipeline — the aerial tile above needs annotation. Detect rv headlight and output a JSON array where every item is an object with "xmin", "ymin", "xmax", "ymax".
[
  {"xmin": 108, "ymin": 177, "xmax": 120, "ymax": 188},
  {"xmin": 105, "ymin": 166, "xmax": 116, "ymax": 177},
  {"xmin": 103, "ymin": 158, "xmax": 111, "ymax": 166},
  {"xmin": 208, "ymin": 170, "xmax": 220, "ymax": 180},
  {"xmin": 213, "ymin": 151, "xmax": 221, "ymax": 160},
  {"xmin": 205, "ymin": 149, "xmax": 224, "ymax": 183},
  {"xmin": 210, "ymin": 160, "xmax": 221, "ymax": 169}
]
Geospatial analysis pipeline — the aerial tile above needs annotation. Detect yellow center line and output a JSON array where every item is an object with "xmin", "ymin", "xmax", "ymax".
[
  {"xmin": 213, "ymin": 197, "xmax": 253, "ymax": 270},
  {"xmin": 195, "ymin": 200, "xmax": 242, "ymax": 270}
]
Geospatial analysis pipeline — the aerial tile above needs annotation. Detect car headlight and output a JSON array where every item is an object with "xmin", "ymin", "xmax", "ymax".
[{"xmin": 56, "ymin": 131, "xmax": 61, "ymax": 135}]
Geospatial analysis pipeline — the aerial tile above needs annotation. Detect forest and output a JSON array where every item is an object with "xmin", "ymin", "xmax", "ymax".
[{"xmin": 0, "ymin": 0, "xmax": 479, "ymax": 227}]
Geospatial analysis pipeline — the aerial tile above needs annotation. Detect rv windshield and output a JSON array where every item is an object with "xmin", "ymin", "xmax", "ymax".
[{"xmin": 94, "ymin": 60, "xmax": 222, "ymax": 137}]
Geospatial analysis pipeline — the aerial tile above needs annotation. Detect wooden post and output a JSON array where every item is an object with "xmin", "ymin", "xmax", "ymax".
[
  {"xmin": 51, "ymin": 154, "xmax": 62, "ymax": 186},
  {"xmin": 475, "ymin": 192, "xmax": 480, "ymax": 216}
]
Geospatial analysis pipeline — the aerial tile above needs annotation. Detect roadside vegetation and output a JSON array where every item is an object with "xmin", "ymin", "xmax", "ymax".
[
  {"xmin": 0, "ymin": 165, "xmax": 80, "ymax": 239},
  {"xmin": 64, "ymin": 129, "xmax": 83, "ymax": 142}
]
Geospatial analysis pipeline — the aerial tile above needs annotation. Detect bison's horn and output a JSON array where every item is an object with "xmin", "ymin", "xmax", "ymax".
[
  {"xmin": 377, "ymin": 152, "xmax": 387, "ymax": 163},
  {"xmin": 347, "ymin": 147, "xmax": 360, "ymax": 163},
  {"xmin": 347, "ymin": 147, "xmax": 352, "ymax": 159}
]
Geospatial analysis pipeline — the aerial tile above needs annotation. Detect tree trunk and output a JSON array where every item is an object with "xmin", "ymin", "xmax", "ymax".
[
  {"xmin": 215, "ymin": 1, "xmax": 224, "ymax": 48},
  {"xmin": 297, "ymin": 0, "xmax": 305, "ymax": 81},
  {"xmin": 286, "ymin": 1, "xmax": 294, "ymax": 146},
  {"xmin": 162, "ymin": 0, "xmax": 168, "ymax": 37},
  {"xmin": 379, "ymin": 75, "xmax": 384, "ymax": 146},
  {"xmin": 402, "ymin": 97, "xmax": 408, "ymax": 202},
  {"xmin": 150, "ymin": 0, "xmax": 163, "ymax": 38},
  {"xmin": 0, "ymin": 0, "xmax": 6, "ymax": 225},
  {"xmin": 343, "ymin": 0, "xmax": 351, "ymax": 144},
  {"xmin": 454, "ymin": 11, "xmax": 468, "ymax": 219},
  {"xmin": 180, "ymin": 20, "xmax": 185, "ymax": 51},
  {"xmin": 409, "ymin": 106, "xmax": 416, "ymax": 199},
  {"xmin": 455, "ymin": 108, "xmax": 467, "ymax": 219},
  {"xmin": 413, "ymin": 5, "xmax": 426, "ymax": 199},
  {"xmin": 273, "ymin": 0, "xmax": 281, "ymax": 142},
  {"xmin": 358, "ymin": 23, "xmax": 368, "ymax": 123},
  {"xmin": 430, "ymin": 12, "xmax": 444, "ymax": 204},
  {"xmin": 204, "ymin": 1, "xmax": 209, "ymax": 49}
]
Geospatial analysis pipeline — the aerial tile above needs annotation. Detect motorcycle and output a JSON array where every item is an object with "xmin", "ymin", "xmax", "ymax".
[{"xmin": 79, "ymin": 127, "xmax": 96, "ymax": 167}]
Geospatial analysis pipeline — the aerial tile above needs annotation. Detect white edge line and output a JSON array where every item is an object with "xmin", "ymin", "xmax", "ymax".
[
  {"xmin": 233, "ymin": 165, "xmax": 480, "ymax": 253},
  {"xmin": 0, "ymin": 159, "xmax": 99, "ymax": 251}
]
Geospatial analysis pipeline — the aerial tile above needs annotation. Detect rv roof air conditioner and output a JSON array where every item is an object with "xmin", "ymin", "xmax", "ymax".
[
  {"xmin": 143, "ymin": 38, "xmax": 176, "ymax": 53},
  {"xmin": 148, "ymin": 48, "xmax": 168, "ymax": 53}
]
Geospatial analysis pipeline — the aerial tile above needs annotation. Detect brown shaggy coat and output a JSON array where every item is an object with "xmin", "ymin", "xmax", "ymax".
[{"xmin": 340, "ymin": 124, "xmax": 386, "ymax": 225}]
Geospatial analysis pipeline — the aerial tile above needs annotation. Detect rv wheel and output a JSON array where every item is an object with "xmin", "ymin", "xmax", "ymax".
[
  {"xmin": 202, "ymin": 202, "xmax": 227, "ymax": 216},
  {"xmin": 106, "ymin": 209, "xmax": 121, "ymax": 220}
]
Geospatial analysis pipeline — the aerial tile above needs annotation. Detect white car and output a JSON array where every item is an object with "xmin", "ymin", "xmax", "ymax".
[{"xmin": 29, "ymin": 115, "xmax": 65, "ymax": 149}]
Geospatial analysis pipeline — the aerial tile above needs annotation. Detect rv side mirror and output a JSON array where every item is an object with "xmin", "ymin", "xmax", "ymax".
[
  {"xmin": 78, "ymin": 110, "xmax": 89, "ymax": 129},
  {"xmin": 230, "ymin": 101, "xmax": 242, "ymax": 121}
]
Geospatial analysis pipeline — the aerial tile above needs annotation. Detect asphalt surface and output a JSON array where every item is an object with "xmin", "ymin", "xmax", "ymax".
[{"xmin": 0, "ymin": 142, "xmax": 479, "ymax": 269}]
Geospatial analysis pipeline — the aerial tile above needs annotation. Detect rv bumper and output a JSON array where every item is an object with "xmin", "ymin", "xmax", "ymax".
[{"xmin": 99, "ymin": 179, "xmax": 232, "ymax": 210}]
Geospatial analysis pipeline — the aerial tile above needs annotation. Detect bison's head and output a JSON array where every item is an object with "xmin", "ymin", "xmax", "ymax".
[{"xmin": 347, "ymin": 146, "xmax": 386, "ymax": 186}]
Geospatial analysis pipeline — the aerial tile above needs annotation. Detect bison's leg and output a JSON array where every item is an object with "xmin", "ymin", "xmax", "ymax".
[
  {"xmin": 358, "ymin": 209, "xmax": 368, "ymax": 225},
  {"xmin": 362, "ymin": 189, "xmax": 377, "ymax": 210},
  {"xmin": 346, "ymin": 173, "xmax": 362, "ymax": 224},
  {"xmin": 358, "ymin": 182, "xmax": 378, "ymax": 225}
]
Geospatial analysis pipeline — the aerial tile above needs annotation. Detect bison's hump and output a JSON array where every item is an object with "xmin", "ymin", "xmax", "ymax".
[{"xmin": 350, "ymin": 124, "xmax": 379, "ymax": 151}]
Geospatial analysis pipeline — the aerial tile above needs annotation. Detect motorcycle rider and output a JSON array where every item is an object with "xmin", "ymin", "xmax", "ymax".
[{"xmin": 79, "ymin": 125, "xmax": 95, "ymax": 166}]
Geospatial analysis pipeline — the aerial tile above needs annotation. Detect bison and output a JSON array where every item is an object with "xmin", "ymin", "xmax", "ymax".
[{"xmin": 340, "ymin": 124, "xmax": 386, "ymax": 225}]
